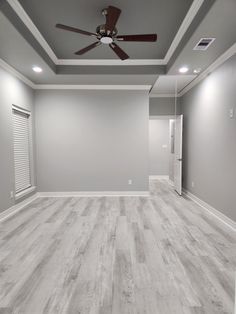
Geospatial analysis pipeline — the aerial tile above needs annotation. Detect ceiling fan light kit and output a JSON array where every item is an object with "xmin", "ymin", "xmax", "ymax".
[
  {"xmin": 56, "ymin": 6, "xmax": 158, "ymax": 60},
  {"xmin": 100, "ymin": 36, "xmax": 113, "ymax": 44}
]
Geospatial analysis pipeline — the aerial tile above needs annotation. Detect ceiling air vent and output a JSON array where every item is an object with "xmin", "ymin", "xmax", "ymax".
[{"xmin": 193, "ymin": 38, "xmax": 215, "ymax": 51}]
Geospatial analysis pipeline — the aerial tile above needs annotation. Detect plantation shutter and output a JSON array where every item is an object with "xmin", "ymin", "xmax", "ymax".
[{"xmin": 12, "ymin": 108, "xmax": 31, "ymax": 194}]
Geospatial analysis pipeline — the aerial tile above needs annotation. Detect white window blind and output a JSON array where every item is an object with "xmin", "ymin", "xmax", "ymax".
[{"xmin": 12, "ymin": 108, "xmax": 31, "ymax": 194}]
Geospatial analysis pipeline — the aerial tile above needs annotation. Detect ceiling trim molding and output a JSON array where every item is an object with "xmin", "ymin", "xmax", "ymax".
[
  {"xmin": 1, "ymin": 40, "xmax": 235, "ymax": 94},
  {"xmin": 179, "ymin": 42, "xmax": 236, "ymax": 97},
  {"xmin": 149, "ymin": 115, "xmax": 176, "ymax": 120},
  {"xmin": 6, "ymin": 0, "xmax": 204, "ymax": 66},
  {"xmin": 6, "ymin": 0, "xmax": 58, "ymax": 63},
  {"xmin": 163, "ymin": 0, "xmax": 204, "ymax": 63},
  {"xmin": 149, "ymin": 93, "xmax": 177, "ymax": 98},
  {"xmin": 56, "ymin": 59, "xmax": 166, "ymax": 66},
  {"xmin": 34, "ymin": 85, "xmax": 152, "ymax": 90},
  {"xmin": 0, "ymin": 57, "xmax": 151, "ymax": 90},
  {"xmin": 0, "ymin": 58, "xmax": 34, "ymax": 88}
]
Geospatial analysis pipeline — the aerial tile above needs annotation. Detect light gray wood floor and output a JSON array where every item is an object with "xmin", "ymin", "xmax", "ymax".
[{"xmin": 0, "ymin": 179, "xmax": 235, "ymax": 314}]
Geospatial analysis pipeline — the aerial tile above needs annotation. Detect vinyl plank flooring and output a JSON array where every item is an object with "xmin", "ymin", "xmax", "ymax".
[{"xmin": 0, "ymin": 179, "xmax": 235, "ymax": 314}]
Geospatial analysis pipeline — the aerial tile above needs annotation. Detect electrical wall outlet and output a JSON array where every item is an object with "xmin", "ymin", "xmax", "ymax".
[
  {"xmin": 229, "ymin": 108, "xmax": 234, "ymax": 119},
  {"xmin": 128, "ymin": 179, "xmax": 132, "ymax": 185},
  {"xmin": 10, "ymin": 191, "xmax": 14, "ymax": 199},
  {"xmin": 191, "ymin": 181, "xmax": 195, "ymax": 188}
]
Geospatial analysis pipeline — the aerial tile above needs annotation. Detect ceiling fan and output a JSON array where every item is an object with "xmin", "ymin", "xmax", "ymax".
[{"xmin": 56, "ymin": 6, "xmax": 157, "ymax": 60}]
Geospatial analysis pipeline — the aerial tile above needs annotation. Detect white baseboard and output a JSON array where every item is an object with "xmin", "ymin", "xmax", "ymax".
[
  {"xmin": 0, "ymin": 192, "xmax": 39, "ymax": 223},
  {"xmin": 183, "ymin": 189, "xmax": 236, "ymax": 232},
  {"xmin": 0, "ymin": 190, "xmax": 149, "ymax": 222},
  {"xmin": 15, "ymin": 186, "xmax": 36, "ymax": 201},
  {"xmin": 149, "ymin": 175, "xmax": 169, "ymax": 180},
  {"xmin": 38, "ymin": 191, "xmax": 150, "ymax": 197}
]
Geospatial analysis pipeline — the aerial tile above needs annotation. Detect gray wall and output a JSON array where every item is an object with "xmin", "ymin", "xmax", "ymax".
[
  {"xmin": 149, "ymin": 97, "xmax": 181, "ymax": 116},
  {"xmin": 181, "ymin": 54, "xmax": 236, "ymax": 222},
  {"xmin": 149, "ymin": 119, "xmax": 170, "ymax": 176},
  {"xmin": 0, "ymin": 66, "xmax": 35, "ymax": 213},
  {"xmin": 35, "ymin": 90, "xmax": 149, "ymax": 192}
]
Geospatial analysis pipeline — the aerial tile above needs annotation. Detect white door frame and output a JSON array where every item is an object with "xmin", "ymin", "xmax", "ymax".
[{"xmin": 174, "ymin": 114, "xmax": 183, "ymax": 195}]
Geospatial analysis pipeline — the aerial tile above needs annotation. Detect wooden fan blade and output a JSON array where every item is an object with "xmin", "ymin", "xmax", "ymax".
[
  {"xmin": 109, "ymin": 43, "xmax": 129, "ymax": 60},
  {"xmin": 56, "ymin": 23, "xmax": 97, "ymax": 37},
  {"xmin": 105, "ymin": 6, "xmax": 121, "ymax": 33},
  {"xmin": 75, "ymin": 41, "xmax": 101, "ymax": 55},
  {"xmin": 116, "ymin": 34, "xmax": 157, "ymax": 42}
]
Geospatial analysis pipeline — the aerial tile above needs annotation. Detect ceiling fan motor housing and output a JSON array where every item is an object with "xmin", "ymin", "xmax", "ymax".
[{"xmin": 96, "ymin": 24, "xmax": 117, "ymax": 37}]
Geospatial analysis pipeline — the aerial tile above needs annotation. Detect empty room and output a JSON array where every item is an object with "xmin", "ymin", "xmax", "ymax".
[{"xmin": 0, "ymin": 0, "xmax": 236, "ymax": 313}]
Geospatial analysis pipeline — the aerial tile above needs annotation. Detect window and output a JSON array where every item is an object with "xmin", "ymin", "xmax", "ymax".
[{"xmin": 12, "ymin": 106, "xmax": 33, "ymax": 198}]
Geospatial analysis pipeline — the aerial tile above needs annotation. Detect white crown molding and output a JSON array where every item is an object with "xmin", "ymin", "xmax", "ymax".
[
  {"xmin": 179, "ymin": 42, "xmax": 236, "ymax": 96},
  {"xmin": 183, "ymin": 189, "xmax": 236, "ymax": 232},
  {"xmin": 164, "ymin": 0, "xmax": 204, "ymax": 63},
  {"xmin": 38, "ymin": 191, "xmax": 149, "ymax": 197},
  {"xmin": 149, "ymin": 115, "xmax": 176, "ymax": 120},
  {"xmin": 56, "ymin": 59, "xmax": 166, "ymax": 66},
  {"xmin": 149, "ymin": 175, "xmax": 169, "ymax": 180},
  {"xmin": 0, "ymin": 59, "xmax": 152, "ymax": 90},
  {"xmin": 0, "ymin": 58, "xmax": 34, "ymax": 88},
  {"xmin": 1, "ymin": 38, "xmax": 235, "ymax": 94},
  {"xmin": 6, "ymin": 0, "xmax": 204, "ymax": 66},
  {"xmin": 34, "ymin": 84, "xmax": 152, "ymax": 90},
  {"xmin": 6, "ymin": 0, "xmax": 58, "ymax": 64},
  {"xmin": 149, "ymin": 93, "xmax": 178, "ymax": 98}
]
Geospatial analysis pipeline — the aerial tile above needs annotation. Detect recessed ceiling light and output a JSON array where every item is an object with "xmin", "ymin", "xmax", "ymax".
[
  {"xmin": 179, "ymin": 66, "xmax": 189, "ymax": 73},
  {"xmin": 193, "ymin": 68, "xmax": 201, "ymax": 74},
  {"xmin": 32, "ymin": 66, "xmax": 42, "ymax": 73}
]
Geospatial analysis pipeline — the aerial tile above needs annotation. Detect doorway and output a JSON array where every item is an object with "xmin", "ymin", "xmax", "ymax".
[
  {"xmin": 149, "ymin": 116, "xmax": 174, "ymax": 182},
  {"xmin": 149, "ymin": 115, "xmax": 183, "ymax": 194}
]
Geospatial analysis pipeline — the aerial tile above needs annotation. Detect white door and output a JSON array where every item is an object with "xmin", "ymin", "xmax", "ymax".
[{"xmin": 174, "ymin": 115, "xmax": 183, "ymax": 195}]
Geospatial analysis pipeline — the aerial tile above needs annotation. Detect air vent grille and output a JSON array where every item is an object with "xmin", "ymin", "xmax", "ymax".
[{"xmin": 193, "ymin": 38, "xmax": 215, "ymax": 51}]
